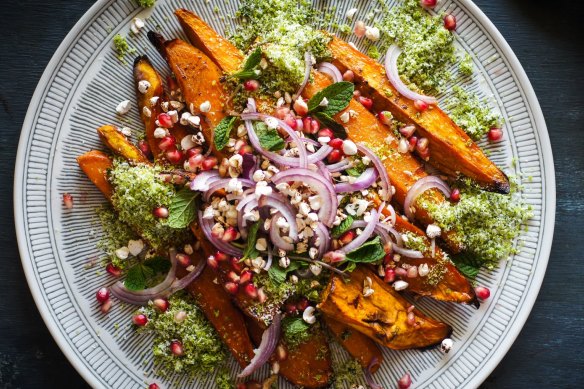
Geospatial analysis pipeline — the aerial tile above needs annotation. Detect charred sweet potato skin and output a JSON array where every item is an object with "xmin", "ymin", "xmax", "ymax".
[
  {"xmin": 77, "ymin": 150, "xmax": 114, "ymax": 199},
  {"xmin": 324, "ymin": 316, "xmax": 383, "ymax": 372},
  {"xmin": 328, "ymin": 36, "xmax": 510, "ymax": 194},
  {"xmin": 97, "ymin": 125, "xmax": 149, "ymax": 164},
  {"xmin": 318, "ymin": 267, "xmax": 451, "ymax": 350}
]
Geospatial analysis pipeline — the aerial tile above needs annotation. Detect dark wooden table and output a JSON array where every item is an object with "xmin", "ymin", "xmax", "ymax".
[{"xmin": 1, "ymin": 0, "xmax": 582, "ymax": 387}]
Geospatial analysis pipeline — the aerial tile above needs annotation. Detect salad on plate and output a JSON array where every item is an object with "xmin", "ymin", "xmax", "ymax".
[{"xmin": 69, "ymin": 0, "xmax": 532, "ymax": 387}]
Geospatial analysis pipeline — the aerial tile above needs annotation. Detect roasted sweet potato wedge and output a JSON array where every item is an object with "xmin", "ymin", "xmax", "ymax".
[
  {"xmin": 328, "ymin": 36, "xmax": 510, "ymax": 194},
  {"xmin": 77, "ymin": 147, "xmax": 255, "ymax": 368},
  {"xmin": 324, "ymin": 316, "xmax": 383, "ymax": 372},
  {"xmin": 318, "ymin": 267, "xmax": 451, "ymax": 350},
  {"xmin": 246, "ymin": 317, "xmax": 333, "ymax": 388},
  {"xmin": 76, "ymin": 150, "xmax": 113, "ymax": 199},
  {"xmin": 97, "ymin": 125, "xmax": 150, "ymax": 164}
]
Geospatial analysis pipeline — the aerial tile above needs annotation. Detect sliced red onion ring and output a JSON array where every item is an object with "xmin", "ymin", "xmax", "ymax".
[
  {"xmin": 377, "ymin": 223, "xmax": 404, "ymax": 247},
  {"xmin": 317, "ymin": 62, "xmax": 343, "ymax": 83},
  {"xmin": 326, "ymin": 159, "xmax": 353, "ymax": 172},
  {"xmin": 269, "ymin": 212, "xmax": 294, "ymax": 251},
  {"xmin": 237, "ymin": 196, "xmax": 259, "ymax": 239},
  {"xmin": 356, "ymin": 143, "xmax": 392, "ymax": 202},
  {"xmin": 264, "ymin": 244, "xmax": 273, "ymax": 270},
  {"xmin": 258, "ymin": 193, "xmax": 299, "ymax": 241},
  {"xmin": 364, "ymin": 357, "xmax": 383, "ymax": 389},
  {"xmin": 313, "ymin": 222, "xmax": 331, "ymax": 259},
  {"xmin": 293, "ymin": 51, "xmax": 312, "ymax": 100},
  {"xmin": 190, "ymin": 171, "xmax": 220, "ymax": 191},
  {"xmin": 168, "ymin": 258, "xmax": 206, "ymax": 291},
  {"xmin": 392, "ymin": 244, "xmax": 425, "ymax": 258},
  {"xmin": 381, "ymin": 203, "xmax": 397, "ymax": 226},
  {"xmin": 198, "ymin": 211, "xmax": 244, "ymax": 257},
  {"xmin": 238, "ymin": 313, "xmax": 281, "ymax": 378},
  {"xmin": 242, "ymin": 153, "xmax": 257, "ymax": 180},
  {"xmin": 339, "ymin": 209, "xmax": 378, "ymax": 253},
  {"xmin": 385, "ymin": 45, "xmax": 437, "ymax": 105},
  {"xmin": 315, "ymin": 161, "xmax": 332, "ymax": 182},
  {"xmin": 203, "ymin": 178, "xmax": 255, "ymax": 202},
  {"xmin": 403, "ymin": 176, "xmax": 451, "ymax": 220},
  {"xmin": 335, "ymin": 167, "xmax": 378, "ymax": 193},
  {"xmin": 247, "ymin": 97, "xmax": 257, "ymax": 113},
  {"xmin": 271, "ymin": 168, "xmax": 338, "ymax": 227}
]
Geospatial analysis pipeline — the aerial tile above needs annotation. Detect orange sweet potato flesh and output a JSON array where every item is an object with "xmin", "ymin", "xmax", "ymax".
[
  {"xmin": 324, "ymin": 316, "xmax": 383, "ymax": 372},
  {"xmin": 97, "ymin": 125, "xmax": 150, "ymax": 164},
  {"xmin": 133, "ymin": 56, "xmax": 190, "ymax": 160},
  {"xmin": 246, "ymin": 317, "xmax": 333, "ymax": 388},
  {"xmin": 76, "ymin": 149, "xmax": 255, "ymax": 368},
  {"xmin": 329, "ymin": 36, "xmax": 510, "ymax": 194},
  {"xmin": 318, "ymin": 266, "xmax": 451, "ymax": 350}
]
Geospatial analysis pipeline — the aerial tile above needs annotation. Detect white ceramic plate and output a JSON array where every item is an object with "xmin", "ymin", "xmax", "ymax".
[{"xmin": 14, "ymin": 0, "xmax": 555, "ymax": 388}]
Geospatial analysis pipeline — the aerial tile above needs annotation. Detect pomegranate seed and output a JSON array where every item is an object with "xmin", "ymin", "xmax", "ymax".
[
  {"xmin": 170, "ymin": 340, "xmax": 184, "ymax": 356},
  {"xmin": 418, "ymin": 148, "xmax": 430, "ymax": 161},
  {"xmin": 285, "ymin": 302, "xmax": 298, "ymax": 315},
  {"xmin": 207, "ymin": 255, "xmax": 219, "ymax": 269},
  {"xmin": 383, "ymin": 252, "xmax": 394, "ymax": 265},
  {"xmin": 201, "ymin": 156, "xmax": 218, "ymax": 171},
  {"xmin": 96, "ymin": 287, "xmax": 109, "ymax": 304},
  {"xmin": 475, "ymin": 286, "xmax": 491, "ymax": 300},
  {"xmin": 153, "ymin": 298, "xmax": 169, "ymax": 312},
  {"xmin": 62, "ymin": 193, "xmax": 74, "ymax": 209},
  {"xmin": 153, "ymin": 206, "xmax": 169, "ymax": 219},
  {"xmin": 378, "ymin": 111, "xmax": 392, "ymax": 125},
  {"xmin": 339, "ymin": 230, "xmax": 356, "ymax": 245},
  {"xmin": 407, "ymin": 266, "xmax": 418, "ymax": 278},
  {"xmin": 275, "ymin": 107, "xmax": 290, "ymax": 119},
  {"xmin": 284, "ymin": 114, "xmax": 297, "ymax": 129},
  {"xmin": 400, "ymin": 125, "xmax": 416, "ymax": 138},
  {"xmin": 444, "ymin": 14, "xmax": 457, "ymax": 31},
  {"xmin": 450, "ymin": 188, "xmax": 461, "ymax": 202},
  {"xmin": 416, "ymin": 137, "xmax": 429, "ymax": 152},
  {"xmin": 257, "ymin": 287, "xmax": 267, "ymax": 303},
  {"xmin": 342, "ymin": 70, "xmax": 354, "ymax": 82},
  {"xmin": 138, "ymin": 140, "xmax": 152, "ymax": 159},
  {"xmin": 354, "ymin": 20, "xmax": 366, "ymax": 38},
  {"xmin": 244, "ymin": 283, "xmax": 258, "ymax": 299},
  {"xmin": 222, "ymin": 227, "xmax": 238, "ymax": 242},
  {"xmin": 132, "ymin": 313, "xmax": 148, "ymax": 326},
  {"xmin": 240, "ymin": 270, "xmax": 254, "ymax": 285},
  {"xmin": 327, "ymin": 149, "xmax": 343, "ymax": 164},
  {"xmin": 395, "ymin": 267, "xmax": 408, "ymax": 278},
  {"xmin": 408, "ymin": 136, "xmax": 418, "ymax": 151},
  {"xmin": 328, "ymin": 138, "xmax": 343, "ymax": 150},
  {"xmin": 227, "ymin": 271, "xmax": 241, "ymax": 283},
  {"xmin": 414, "ymin": 99, "xmax": 429, "ymax": 111},
  {"xmin": 305, "ymin": 117, "xmax": 321, "ymax": 134},
  {"xmin": 420, "ymin": 0, "xmax": 437, "ymax": 8},
  {"xmin": 165, "ymin": 149, "xmax": 183, "ymax": 165},
  {"xmin": 106, "ymin": 263, "xmax": 122, "ymax": 277},
  {"xmin": 398, "ymin": 372, "xmax": 412, "ymax": 389},
  {"xmin": 230, "ymin": 257, "xmax": 243, "ymax": 273},
  {"xmin": 100, "ymin": 298, "xmax": 112, "ymax": 313},
  {"xmin": 358, "ymin": 96, "xmax": 373, "ymax": 110},
  {"xmin": 294, "ymin": 98, "xmax": 309, "ymax": 116},
  {"xmin": 384, "ymin": 268, "xmax": 396, "ymax": 283},
  {"xmin": 215, "ymin": 251, "xmax": 230, "ymax": 262},
  {"xmin": 176, "ymin": 253, "xmax": 191, "ymax": 267},
  {"xmin": 238, "ymin": 145, "xmax": 254, "ymax": 156},
  {"xmin": 186, "ymin": 147, "xmax": 202, "ymax": 158},
  {"xmin": 317, "ymin": 128, "xmax": 333, "ymax": 139},
  {"xmin": 158, "ymin": 113, "xmax": 173, "ymax": 128},
  {"xmin": 407, "ymin": 311, "xmax": 416, "ymax": 326},
  {"xmin": 488, "ymin": 127, "xmax": 503, "ymax": 142},
  {"xmin": 296, "ymin": 297, "xmax": 309, "ymax": 311},
  {"xmin": 148, "ymin": 384, "xmax": 159, "ymax": 389},
  {"xmin": 158, "ymin": 135, "xmax": 176, "ymax": 151},
  {"xmin": 187, "ymin": 154, "xmax": 204, "ymax": 171},
  {"xmin": 243, "ymin": 79, "xmax": 260, "ymax": 91},
  {"xmin": 224, "ymin": 282, "xmax": 239, "ymax": 294},
  {"xmin": 174, "ymin": 311, "xmax": 187, "ymax": 323}
]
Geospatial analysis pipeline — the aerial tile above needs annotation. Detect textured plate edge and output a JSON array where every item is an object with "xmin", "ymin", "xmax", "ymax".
[
  {"xmin": 12, "ymin": 1, "xmax": 556, "ymax": 388},
  {"xmin": 14, "ymin": 1, "xmax": 113, "ymax": 388}
]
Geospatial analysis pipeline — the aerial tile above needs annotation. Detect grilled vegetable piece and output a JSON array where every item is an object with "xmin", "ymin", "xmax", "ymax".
[
  {"xmin": 133, "ymin": 55, "xmax": 190, "ymax": 160},
  {"xmin": 328, "ymin": 36, "xmax": 510, "ymax": 194},
  {"xmin": 76, "ymin": 151, "xmax": 114, "ymax": 199},
  {"xmin": 324, "ymin": 316, "xmax": 383, "ymax": 372},
  {"xmin": 147, "ymin": 31, "xmax": 230, "ymax": 157},
  {"xmin": 76, "ymin": 149, "xmax": 255, "ymax": 368},
  {"xmin": 318, "ymin": 267, "xmax": 451, "ymax": 350},
  {"xmin": 180, "ymin": 259, "xmax": 256, "ymax": 367},
  {"xmin": 175, "ymin": 8, "xmax": 244, "ymax": 74},
  {"xmin": 97, "ymin": 125, "xmax": 149, "ymax": 164},
  {"xmin": 246, "ymin": 317, "xmax": 333, "ymax": 388}
]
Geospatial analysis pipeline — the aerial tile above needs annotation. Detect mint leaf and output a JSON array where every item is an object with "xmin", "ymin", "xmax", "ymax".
[
  {"xmin": 282, "ymin": 316, "xmax": 311, "ymax": 338},
  {"xmin": 455, "ymin": 262, "xmax": 480, "ymax": 279},
  {"xmin": 255, "ymin": 122, "xmax": 285, "ymax": 151},
  {"xmin": 231, "ymin": 47, "xmax": 262, "ymax": 80},
  {"xmin": 143, "ymin": 256, "xmax": 171, "ymax": 274},
  {"xmin": 308, "ymin": 81, "xmax": 354, "ymax": 116},
  {"xmin": 345, "ymin": 236, "xmax": 385, "ymax": 264},
  {"xmin": 313, "ymin": 112, "xmax": 347, "ymax": 139},
  {"xmin": 452, "ymin": 251, "xmax": 482, "ymax": 280},
  {"xmin": 345, "ymin": 161, "xmax": 367, "ymax": 177},
  {"xmin": 242, "ymin": 222, "xmax": 260, "ymax": 260},
  {"xmin": 167, "ymin": 188, "xmax": 199, "ymax": 228},
  {"xmin": 268, "ymin": 261, "xmax": 301, "ymax": 285},
  {"xmin": 331, "ymin": 215, "xmax": 354, "ymax": 238},
  {"xmin": 124, "ymin": 263, "xmax": 155, "ymax": 291},
  {"xmin": 214, "ymin": 116, "xmax": 237, "ymax": 151}
]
